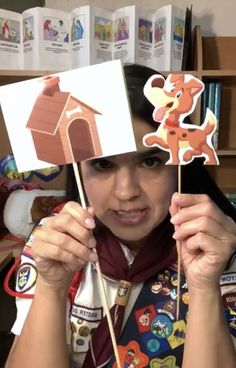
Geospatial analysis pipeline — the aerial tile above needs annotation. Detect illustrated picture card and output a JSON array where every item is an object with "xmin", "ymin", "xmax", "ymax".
[{"xmin": 0, "ymin": 60, "xmax": 136, "ymax": 172}]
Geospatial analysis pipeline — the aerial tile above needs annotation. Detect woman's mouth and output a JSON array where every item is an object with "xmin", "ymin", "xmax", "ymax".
[{"xmin": 111, "ymin": 208, "xmax": 148, "ymax": 225}]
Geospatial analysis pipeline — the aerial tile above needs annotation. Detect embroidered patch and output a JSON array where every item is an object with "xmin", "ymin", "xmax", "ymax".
[
  {"xmin": 225, "ymin": 308, "xmax": 236, "ymax": 337},
  {"xmin": 71, "ymin": 305, "xmax": 102, "ymax": 322},
  {"xmin": 160, "ymin": 283, "xmax": 172, "ymax": 296},
  {"xmin": 223, "ymin": 293, "xmax": 236, "ymax": 309},
  {"xmin": 157, "ymin": 269, "xmax": 171, "ymax": 284},
  {"xmin": 170, "ymin": 273, "xmax": 178, "ymax": 286},
  {"xmin": 156, "ymin": 306, "xmax": 175, "ymax": 321},
  {"xmin": 223, "ymin": 294, "xmax": 236, "ymax": 338},
  {"xmin": 151, "ymin": 314, "xmax": 173, "ymax": 338},
  {"xmin": 112, "ymin": 341, "xmax": 149, "ymax": 368},
  {"xmin": 167, "ymin": 320, "xmax": 186, "ymax": 349},
  {"xmin": 150, "ymin": 281, "xmax": 163, "ymax": 294},
  {"xmin": 220, "ymin": 272, "xmax": 236, "ymax": 286},
  {"xmin": 181, "ymin": 292, "xmax": 189, "ymax": 305},
  {"xmin": 134, "ymin": 304, "xmax": 157, "ymax": 333},
  {"xmin": 142, "ymin": 331, "xmax": 170, "ymax": 356},
  {"xmin": 150, "ymin": 355, "xmax": 180, "ymax": 368},
  {"xmin": 146, "ymin": 338, "xmax": 160, "ymax": 353},
  {"xmin": 163, "ymin": 300, "xmax": 176, "ymax": 316},
  {"xmin": 169, "ymin": 288, "xmax": 178, "ymax": 300},
  {"xmin": 70, "ymin": 317, "xmax": 98, "ymax": 353},
  {"xmin": 16, "ymin": 263, "xmax": 37, "ymax": 293}
]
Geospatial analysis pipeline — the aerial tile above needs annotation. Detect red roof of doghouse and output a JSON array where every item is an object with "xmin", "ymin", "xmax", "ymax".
[{"xmin": 26, "ymin": 91, "xmax": 101, "ymax": 135}]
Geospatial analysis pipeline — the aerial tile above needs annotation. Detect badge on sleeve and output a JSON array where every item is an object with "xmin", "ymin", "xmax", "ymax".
[{"xmin": 16, "ymin": 263, "xmax": 38, "ymax": 294}]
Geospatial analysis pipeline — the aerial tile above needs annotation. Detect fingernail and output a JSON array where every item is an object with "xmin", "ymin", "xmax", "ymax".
[
  {"xmin": 89, "ymin": 252, "xmax": 98, "ymax": 262},
  {"xmin": 84, "ymin": 218, "xmax": 95, "ymax": 228},
  {"xmin": 170, "ymin": 213, "xmax": 179, "ymax": 224},
  {"xmin": 88, "ymin": 238, "xmax": 97, "ymax": 248},
  {"xmin": 172, "ymin": 232, "xmax": 177, "ymax": 239}
]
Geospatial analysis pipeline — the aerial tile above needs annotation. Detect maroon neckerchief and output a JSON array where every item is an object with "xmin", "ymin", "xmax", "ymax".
[{"xmin": 82, "ymin": 215, "xmax": 177, "ymax": 367}]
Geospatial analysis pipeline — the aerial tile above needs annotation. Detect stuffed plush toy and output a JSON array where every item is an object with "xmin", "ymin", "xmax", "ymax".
[{"xmin": 2, "ymin": 188, "xmax": 65, "ymax": 239}]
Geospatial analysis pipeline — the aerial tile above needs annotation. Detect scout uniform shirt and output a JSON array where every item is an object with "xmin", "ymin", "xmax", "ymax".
[{"xmin": 11, "ymin": 229, "xmax": 236, "ymax": 367}]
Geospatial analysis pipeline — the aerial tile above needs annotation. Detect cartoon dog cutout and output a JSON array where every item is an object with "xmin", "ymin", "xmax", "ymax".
[{"xmin": 143, "ymin": 73, "xmax": 219, "ymax": 165}]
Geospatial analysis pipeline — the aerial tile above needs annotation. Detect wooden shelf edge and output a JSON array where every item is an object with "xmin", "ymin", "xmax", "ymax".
[
  {"xmin": 202, "ymin": 70, "xmax": 236, "ymax": 77},
  {"xmin": 0, "ymin": 70, "xmax": 57, "ymax": 77},
  {"xmin": 0, "ymin": 70, "xmax": 200, "ymax": 78},
  {"xmin": 217, "ymin": 149, "xmax": 236, "ymax": 156}
]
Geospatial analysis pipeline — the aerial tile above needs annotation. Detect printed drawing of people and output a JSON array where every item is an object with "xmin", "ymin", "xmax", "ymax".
[
  {"xmin": 101, "ymin": 26, "xmax": 107, "ymax": 41},
  {"xmin": 56, "ymin": 20, "xmax": 68, "ymax": 42},
  {"xmin": 115, "ymin": 17, "xmax": 129, "ymax": 41},
  {"xmin": 139, "ymin": 308, "xmax": 152, "ymax": 327},
  {"xmin": 75, "ymin": 19, "xmax": 84, "ymax": 40},
  {"xmin": 155, "ymin": 21, "xmax": 164, "ymax": 42},
  {"xmin": 23, "ymin": 18, "xmax": 33, "ymax": 41},
  {"xmin": 138, "ymin": 23, "xmax": 146, "ymax": 41},
  {"xmin": 43, "ymin": 19, "xmax": 57, "ymax": 41},
  {"xmin": 2, "ymin": 19, "xmax": 9, "ymax": 39},
  {"xmin": 174, "ymin": 21, "xmax": 184, "ymax": 42}
]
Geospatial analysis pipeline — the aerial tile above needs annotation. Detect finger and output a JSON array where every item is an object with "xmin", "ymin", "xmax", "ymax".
[
  {"xmin": 184, "ymin": 232, "xmax": 233, "ymax": 262},
  {"xmin": 32, "ymin": 242, "xmax": 85, "ymax": 267},
  {"xmin": 171, "ymin": 201, "xmax": 235, "ymax": 235},
  {"xmin": 33, "ymin": 228, "xmax": 98, "ymax": 263},
  {"xmin": 172, "ymin": 215, "xmax": 235, "ymax": 244},
  {"xmin": 42, "ymin": 213, "xmax": 96, "ymax": 248},
  {"xmin": 60, "ymin": 201, "xmax": 96, "ymax": 229},
  {"xmin": 171, "ymin": 193, "xmax": 211, "ymax": 208},
  {"xmin": 169, "ymin": 192, "xmax": 180, "ymax": 217}
]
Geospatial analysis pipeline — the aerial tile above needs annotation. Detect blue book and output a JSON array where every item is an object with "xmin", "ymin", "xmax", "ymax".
[
  {"xmin": 214, "ymin": 82, "xmax": 222, "ymax": 125},
  {"xmin": 213, "ymin": 82, "xmax": 222, "ymax": 149},
  {"xmin": 201, "ymin": 82, "xmax": 209, "ymax": 123},
  {"xmin": 207, "ymin": 82, "xmax": 216, "ymax": 114}
]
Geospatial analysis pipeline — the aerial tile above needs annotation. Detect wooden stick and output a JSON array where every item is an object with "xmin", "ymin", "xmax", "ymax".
[
  {"xmin": 72, "ymin": 162, "xmax": 122, "ymax": 368},
  {"xmin": 176, "ymin": 164, "xmax": 182, "ymax": 320}
]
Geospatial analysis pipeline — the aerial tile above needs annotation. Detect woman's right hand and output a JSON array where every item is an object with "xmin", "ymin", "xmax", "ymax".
[{"xmin": 31, "ymin": 201, "xmax": 98, "ymax": 290}]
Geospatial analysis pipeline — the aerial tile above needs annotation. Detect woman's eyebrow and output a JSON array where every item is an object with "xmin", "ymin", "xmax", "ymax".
[{"xmin": 136, "ymin": 147, "xmax": 162, "ymax": 159}]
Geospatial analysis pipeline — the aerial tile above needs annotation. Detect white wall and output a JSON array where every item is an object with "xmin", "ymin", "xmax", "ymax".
[{"xmin": 45, "ymin": 0, "xmax": 235, "ymax": 36}]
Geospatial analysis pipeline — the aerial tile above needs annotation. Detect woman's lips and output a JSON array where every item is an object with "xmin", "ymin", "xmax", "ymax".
[{"xmin": 111, "ymin": 208, "xmax": 148, "ymax": 225}]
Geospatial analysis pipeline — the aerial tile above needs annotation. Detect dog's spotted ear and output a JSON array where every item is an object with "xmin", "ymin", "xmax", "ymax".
[
  {"xmin": 185, "ymin": 77, "xmax": 204, "ymax": 97},
  {"xmin": 150, "ymin": 75, "xmax": 165, "ymax": 89}
]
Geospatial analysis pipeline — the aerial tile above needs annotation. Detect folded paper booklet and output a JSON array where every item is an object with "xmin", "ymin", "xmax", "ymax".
[
  {"xmin": 0, "ymin": 4, "xmax": 185, "ymax": 71},
  {"xmin": 0, "ymin": 9, "xmax": 23, "ymax": 69},
  {"xmin": 71, "ymin": 4, "xmax": 185, "ymax": 71},
  {"xmin": 0, "ymin": 60, "xmax": 136, "ymax": 172}
]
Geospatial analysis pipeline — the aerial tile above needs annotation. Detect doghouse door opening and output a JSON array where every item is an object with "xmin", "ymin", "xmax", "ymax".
[{"xmin": 68, "ymin": 119, "xmax": 95, "ymax": 161}]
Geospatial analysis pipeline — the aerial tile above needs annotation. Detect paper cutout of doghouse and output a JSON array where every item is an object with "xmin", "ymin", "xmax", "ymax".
[{"xmin": 26, "ymin": 75, "xmax": 102, "ymax": 165}]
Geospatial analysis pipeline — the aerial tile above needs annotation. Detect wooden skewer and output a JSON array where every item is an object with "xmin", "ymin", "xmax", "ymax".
[
  {"xmin": 176, "ymin": 164, "xmax": 182, "ymax": 320},
  {"xmin": 72, "ymin": 162, "xmax": 122, "ymax": 368}
]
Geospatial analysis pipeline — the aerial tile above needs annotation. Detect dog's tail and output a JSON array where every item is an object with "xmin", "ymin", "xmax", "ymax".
[{"xmin": 202, "ymin": 108, "xmax": 217, "ymax": 135}]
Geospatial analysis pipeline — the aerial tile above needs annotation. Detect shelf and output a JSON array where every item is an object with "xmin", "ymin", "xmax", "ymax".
[
  {"xmin": 202, "ymin": 70, "xmax": 236, "ymax": 77},
  {"xmin": 0, "ymin": 70, "xmax": 53, "ymax": 77},
  {"xmin": 217, "ymin": 149, "xmax": 236, "ymax": 156},
  {"xmin": 0, "ymin": 70, "xmax": 57, "ymax": 85}
]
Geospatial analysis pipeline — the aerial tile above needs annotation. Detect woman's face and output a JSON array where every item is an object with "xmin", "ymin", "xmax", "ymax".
[{"xmin": 80, "ymin": 118, "xmax": 177, "ymax": 248}]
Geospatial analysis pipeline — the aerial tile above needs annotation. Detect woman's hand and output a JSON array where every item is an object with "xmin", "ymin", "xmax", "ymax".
[
  {"xmin": 169, "ymin": 193, "xmax": 236, "ymax": 291},
  {"xmin": 31, "ymin": 201, "xmax": 98, "ymax": 290}
]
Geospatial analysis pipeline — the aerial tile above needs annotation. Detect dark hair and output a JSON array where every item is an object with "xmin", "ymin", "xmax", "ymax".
[{"xmin": 66, "ymin": 64, "xmax": 236, "ymax": 222}]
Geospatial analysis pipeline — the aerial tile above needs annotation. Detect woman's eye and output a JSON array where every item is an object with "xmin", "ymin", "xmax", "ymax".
[
  {"xmin": 142, "ymin": 156, "xmax": 162, "ymax": 168},
  {"xmin": 91, "ymin": 159, "xmax": 114, "ymax": 171}
]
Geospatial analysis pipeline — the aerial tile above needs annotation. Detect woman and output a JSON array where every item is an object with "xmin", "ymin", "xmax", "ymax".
[{"xmin": 6, "ymin": 64, "xmax": 236, "ymax": 368}]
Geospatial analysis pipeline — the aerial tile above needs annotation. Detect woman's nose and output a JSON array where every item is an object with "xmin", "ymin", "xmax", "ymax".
[{"xmin": 114, "ymin": 167, "xmax": 140, "ymax": 201}]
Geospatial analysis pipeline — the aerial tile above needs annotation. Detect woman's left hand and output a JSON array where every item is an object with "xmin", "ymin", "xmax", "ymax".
[{"xmin": 169, "ymin": 193, "xmax": 236, "ymax": 291}]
